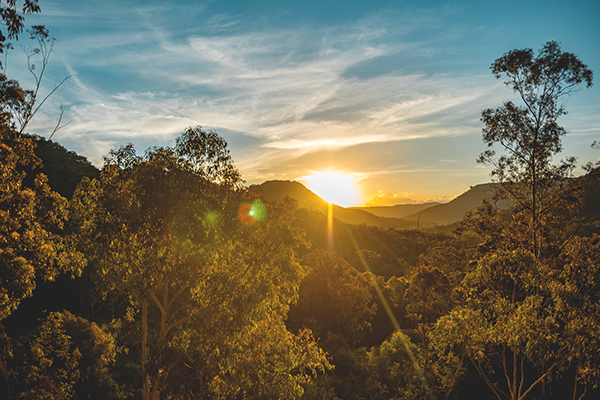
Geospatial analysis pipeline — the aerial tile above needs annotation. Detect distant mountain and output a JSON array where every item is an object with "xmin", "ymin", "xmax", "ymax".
[
  {"xmin": 401, "ymin": 183, "xmax": 510, "ymax": 225},
  {"xmin": 251, "ymin": 180, "xmax": 510, "ymax": 229},
  {"xmin": 350, "ymin": 203, "xmax": 440, "ymax": 219},
  {"xmin": 250, "ymin": 181, "xmax": 420, "ymax": 229}
]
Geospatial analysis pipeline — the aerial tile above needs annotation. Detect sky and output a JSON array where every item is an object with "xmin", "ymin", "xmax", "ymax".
[{"xmin": 10, "ymin": 0, "xmax": 600, "ymax": 206}]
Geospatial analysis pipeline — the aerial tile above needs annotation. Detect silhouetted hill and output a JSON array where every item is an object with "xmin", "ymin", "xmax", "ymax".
[
  {"xmin": 402, "ymin": 183, "xmax": 510, "ymax": 224},
  {"xmin": 351, "ymin": 203, "xmax": 440, "ymax": 219},
  {"xmin": 23, "ymin": 136, "xmax": 100, "ymax": 198},
  {"xmin": 252, "ymin": 181, "xmax": 516, "ymax": 228},
  {"xmin": 250, "ymin": 180, "xmax": 420, "ymax": 229}
]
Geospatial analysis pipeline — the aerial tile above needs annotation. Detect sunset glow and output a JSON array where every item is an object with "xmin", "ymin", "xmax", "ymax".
[{"xmin": 303, "ymin": 172, "xmax": 360, "ymax": 207}]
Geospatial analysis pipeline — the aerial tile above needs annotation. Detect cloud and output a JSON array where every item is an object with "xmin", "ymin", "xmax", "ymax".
[{"xmin": 23, "ymin": 2, "xmax": 510, "ymax": 170}]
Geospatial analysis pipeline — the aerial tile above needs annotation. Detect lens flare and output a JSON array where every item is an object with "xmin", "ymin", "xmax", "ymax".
[
  {"xmin": 203, "ymin": 210, "xmax": 219, "ymax": 226},
  {"xmin": 238, "ymin": 200, "xmax": 268, "ymax": 225},
  {"xmin": 250, "ymin": 199, "xmax": 267, "ymax": 222}
]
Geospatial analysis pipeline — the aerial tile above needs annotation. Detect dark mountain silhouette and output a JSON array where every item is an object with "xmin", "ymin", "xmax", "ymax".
[
  {"xmin": 402, "ymin": 183, "xmax": 510, "ymax": 224},
  {"xmin": 23, "ymin": 135, "xmax": 100, "ymax": 198},
  {"xmin": 251, "ymin": 180, "xmax": 512, "ymax": 228},
  {"xmin": 250, "ymin": 180, "xmax": 420, "ymax": 229},
  {"xmin": 350, "ymin": 203, "xmax": 440, "ymax": 219}
]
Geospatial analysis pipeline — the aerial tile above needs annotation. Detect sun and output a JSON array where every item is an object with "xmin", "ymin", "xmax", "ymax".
[{"xmin": 302, "ymin": 172, "xmax": 359, "ymax": 207}]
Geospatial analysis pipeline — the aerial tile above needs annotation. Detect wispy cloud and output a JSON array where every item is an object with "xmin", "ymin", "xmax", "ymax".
[
  {"xmin": 40, "ymin": 16, "xmax": 499, "ymax": 165},
  {"xmin": 22, "ymin": 0, "xmax": 598, "ymax": 204}
]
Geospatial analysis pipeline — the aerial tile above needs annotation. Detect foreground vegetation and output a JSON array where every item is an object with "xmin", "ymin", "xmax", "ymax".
[{"xmin": 1, "ymin": 3, "xmax": 599, "ymax": 399}]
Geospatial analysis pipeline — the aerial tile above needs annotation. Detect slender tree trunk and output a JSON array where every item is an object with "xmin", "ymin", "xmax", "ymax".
[
  {"xmin": 513, "ymin": 348, "xmax": 518, "ymax": 400},
  {"xmin": 532, "ymin": 150, "xmax": 538, "ymax": 259},
  {"xmin": 148, "ymin": 284, "xmax": 170, "ymax": 400},
  {"xmin": 419, "ymin": 323, "xmax": 439, "ymax": 400},
  {"xmin": 151, "ymin": 385, "xmax": 162, "ymax": 400},
  {"xmin": 142, "ymin": 299, "xmax": 150, "ymax": 400}
]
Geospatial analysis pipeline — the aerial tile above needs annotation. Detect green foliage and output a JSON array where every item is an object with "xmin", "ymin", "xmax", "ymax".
[
  {"xmin": 315, "ymin": 331, "xmax": 429, "ymax": 400},
  {"xmin": 295, "ymin": 207, "xmax": 455, "ymax": 278},
  {"xmin": 371, "ymin": 330, "xmax": 429, "ymax": 400},
  {"xmin": 366, "ymin": 274, "xmax": 411, "ymax": 346},
  {"xmin": 74, "ymin": 127, "xmax": 330, "ymax": 399},
  {"xmin": 172, "ymin": 323, "xmax": 331, "ymax": 399},
  {"xmin": 430, "ymin": 245, "xmax": 600, "ymax": 400},
  {"xmin": 421, "ymin": 245, "xmax": 473, "ymax": 287},
  {"xmin": 406, "ymin": 266, "xmax": 451, "ymax": 325},
  {"xmin": 405, "ymin": 266, "xmax": 459, "ymax": 399},
  {"xmin": 0, "ymin": 134, "xmax": 85, "ymax": 321},
  {"xmin": 477, "ymin": 41, "xmax": 593, "ymax": 259},
  {"xmin": 9, "ymin": 310, "xmax": 124, "ymax": 400},
  {"xmin": 24, "ymin": 136, "xmax": 99, "ymax": 198},
  {"xmin": 0, "ymin": 0, "xmax": 41, "ymax": 54},
  {"xmin": 175, "ymin": 126, "xmax": 243, "ymax": 188},
  {"xmin": 553, "ymin": 235, "xmax": 600, "ymax": 391},
  {"xmin": 0, "ymin": 1, "xmax": 84, "ymax": 323},
  {"xmin": 288, "ymin": 249, "xmax": 377, "ymax": 348}
]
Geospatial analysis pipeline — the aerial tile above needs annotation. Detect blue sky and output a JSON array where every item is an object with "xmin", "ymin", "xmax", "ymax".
[{"xmin": 11, "ymin": 0, "xmax": 600, "ymax": 205}]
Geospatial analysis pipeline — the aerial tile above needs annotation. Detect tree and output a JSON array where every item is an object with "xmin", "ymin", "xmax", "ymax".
[
  {"xmin": 8, "ymin": 310, "xmax": 124, "ymax": 400},
  {"xmin": 0, "ymin": 127, "xmax": 85, "ymax": 323},
  {"xmin": 74, "ymin": 126, "xmax": 330, "ymax": 400},
  {"xmin": 0, "ymin": 4, "xmax": 87, "ymax": 397},
  {"xmin": 0, "ymin": 1, "xmax": 40, "ymax": 54},
  {"xmin": 553, "ymin": 235, "xmax": 600, "ymax": 399},
  {"xmin": 437, "ymin": 42, "xmax": 599, "ymax": 400},
  {"xmin": 405, "ymin": 266, "xmax": 458, "ymax": 400},
  {"xmin": 432, "ymin": 249, "xmax": 568, "ymax": 400},
  {"xmin": 0, "ymin": 0, "xmax": 83, "ymax": 323},
  {"xmin": 0, "ymin": 2, "xmax": 70, "ymax": 139},
  {"xmin": 477, "ymin": 40, "xmax": 593, "ymax": 259},
  {"xmin": 287, "ymin": 249, "xmax": 377, "ymax": 348},
  {"xmin": 370, "ymin": 330, "xmax": 429, "ymax": 400}
]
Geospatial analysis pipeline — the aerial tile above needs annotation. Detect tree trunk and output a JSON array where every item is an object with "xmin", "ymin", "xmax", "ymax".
[{"xmin": 142, "ymin": 299, "xmax": 150, "ymax": 400}]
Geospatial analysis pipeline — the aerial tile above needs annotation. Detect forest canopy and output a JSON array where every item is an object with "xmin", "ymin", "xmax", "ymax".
[{"xmin": 0, "ymin": 4, "xmax": 598, "ymax": 399}]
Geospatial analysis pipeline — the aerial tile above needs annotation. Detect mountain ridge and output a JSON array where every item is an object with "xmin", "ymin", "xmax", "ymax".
[
  {"xmin": 249, "ymin": 181, "xmax": 420, "ymax": 230},
  {"xmin": 250, "ymin": 180, "xmax": 503, "ymax": 228}
]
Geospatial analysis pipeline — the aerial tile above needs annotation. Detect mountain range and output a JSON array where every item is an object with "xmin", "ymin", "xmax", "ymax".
[{"xmin": 250, "ymin": 180, "xmax": 506, "ymax": 229}]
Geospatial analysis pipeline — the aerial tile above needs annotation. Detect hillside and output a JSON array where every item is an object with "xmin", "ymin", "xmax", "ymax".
[
  {"xmin": 250, "ymin": 180, "xmax": 421, "ymax": 229},
  {"xmin": 350, "ymin": 203, "xmax": 440, "ymax": 219},
  {"xmin": 24, "ymin": 136, "xmax": 100, "ymax": 198},
  {"xmin": 251, "ymin": 180, "xmax": 513, "ymax": 228},
  {"xmin": 402, "ymin": 183, "xmax": 510, "ymax": 224}
]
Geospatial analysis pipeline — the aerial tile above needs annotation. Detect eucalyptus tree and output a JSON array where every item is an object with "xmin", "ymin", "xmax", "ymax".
[
  {"xmin": 74, "ymin": 127, "xmax": 330, "ymax": 400},
  {"xmin": 433, "ymin": 43, "xmax": 598, "ymax": 400},
  {"xmin": 477, "ymin": 40, "xmax": 593, "ymax": 258},
  {"xmin": 0, "ymin": 0, "xmax": 84, "ymax": 322},
  {"xmin": 0, "ymin": 132, "xmax": 85, "ymax": 321}
]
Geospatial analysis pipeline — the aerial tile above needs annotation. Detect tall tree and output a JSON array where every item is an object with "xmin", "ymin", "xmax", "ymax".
[
  {"xmin": 0, "ymin": 0, "xmax": 84, "ymax": 321},
  {"xmin": 0, "ymin": 3, "xmax": 88, "ymax": 396},
  {"xmin": 405, "ymin": 265, "xmax": 458, "ymax": 400},
  {"xmin": 477, "ymin": 40, "xmax": 593, "ymax": 259},
  {"xmin": 74, "ymin": 127, "xmax": 330, "ymax": 400},
  {"xmin": 436, "ymin": 42, "xmax": 598, "ymax": 400}
]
